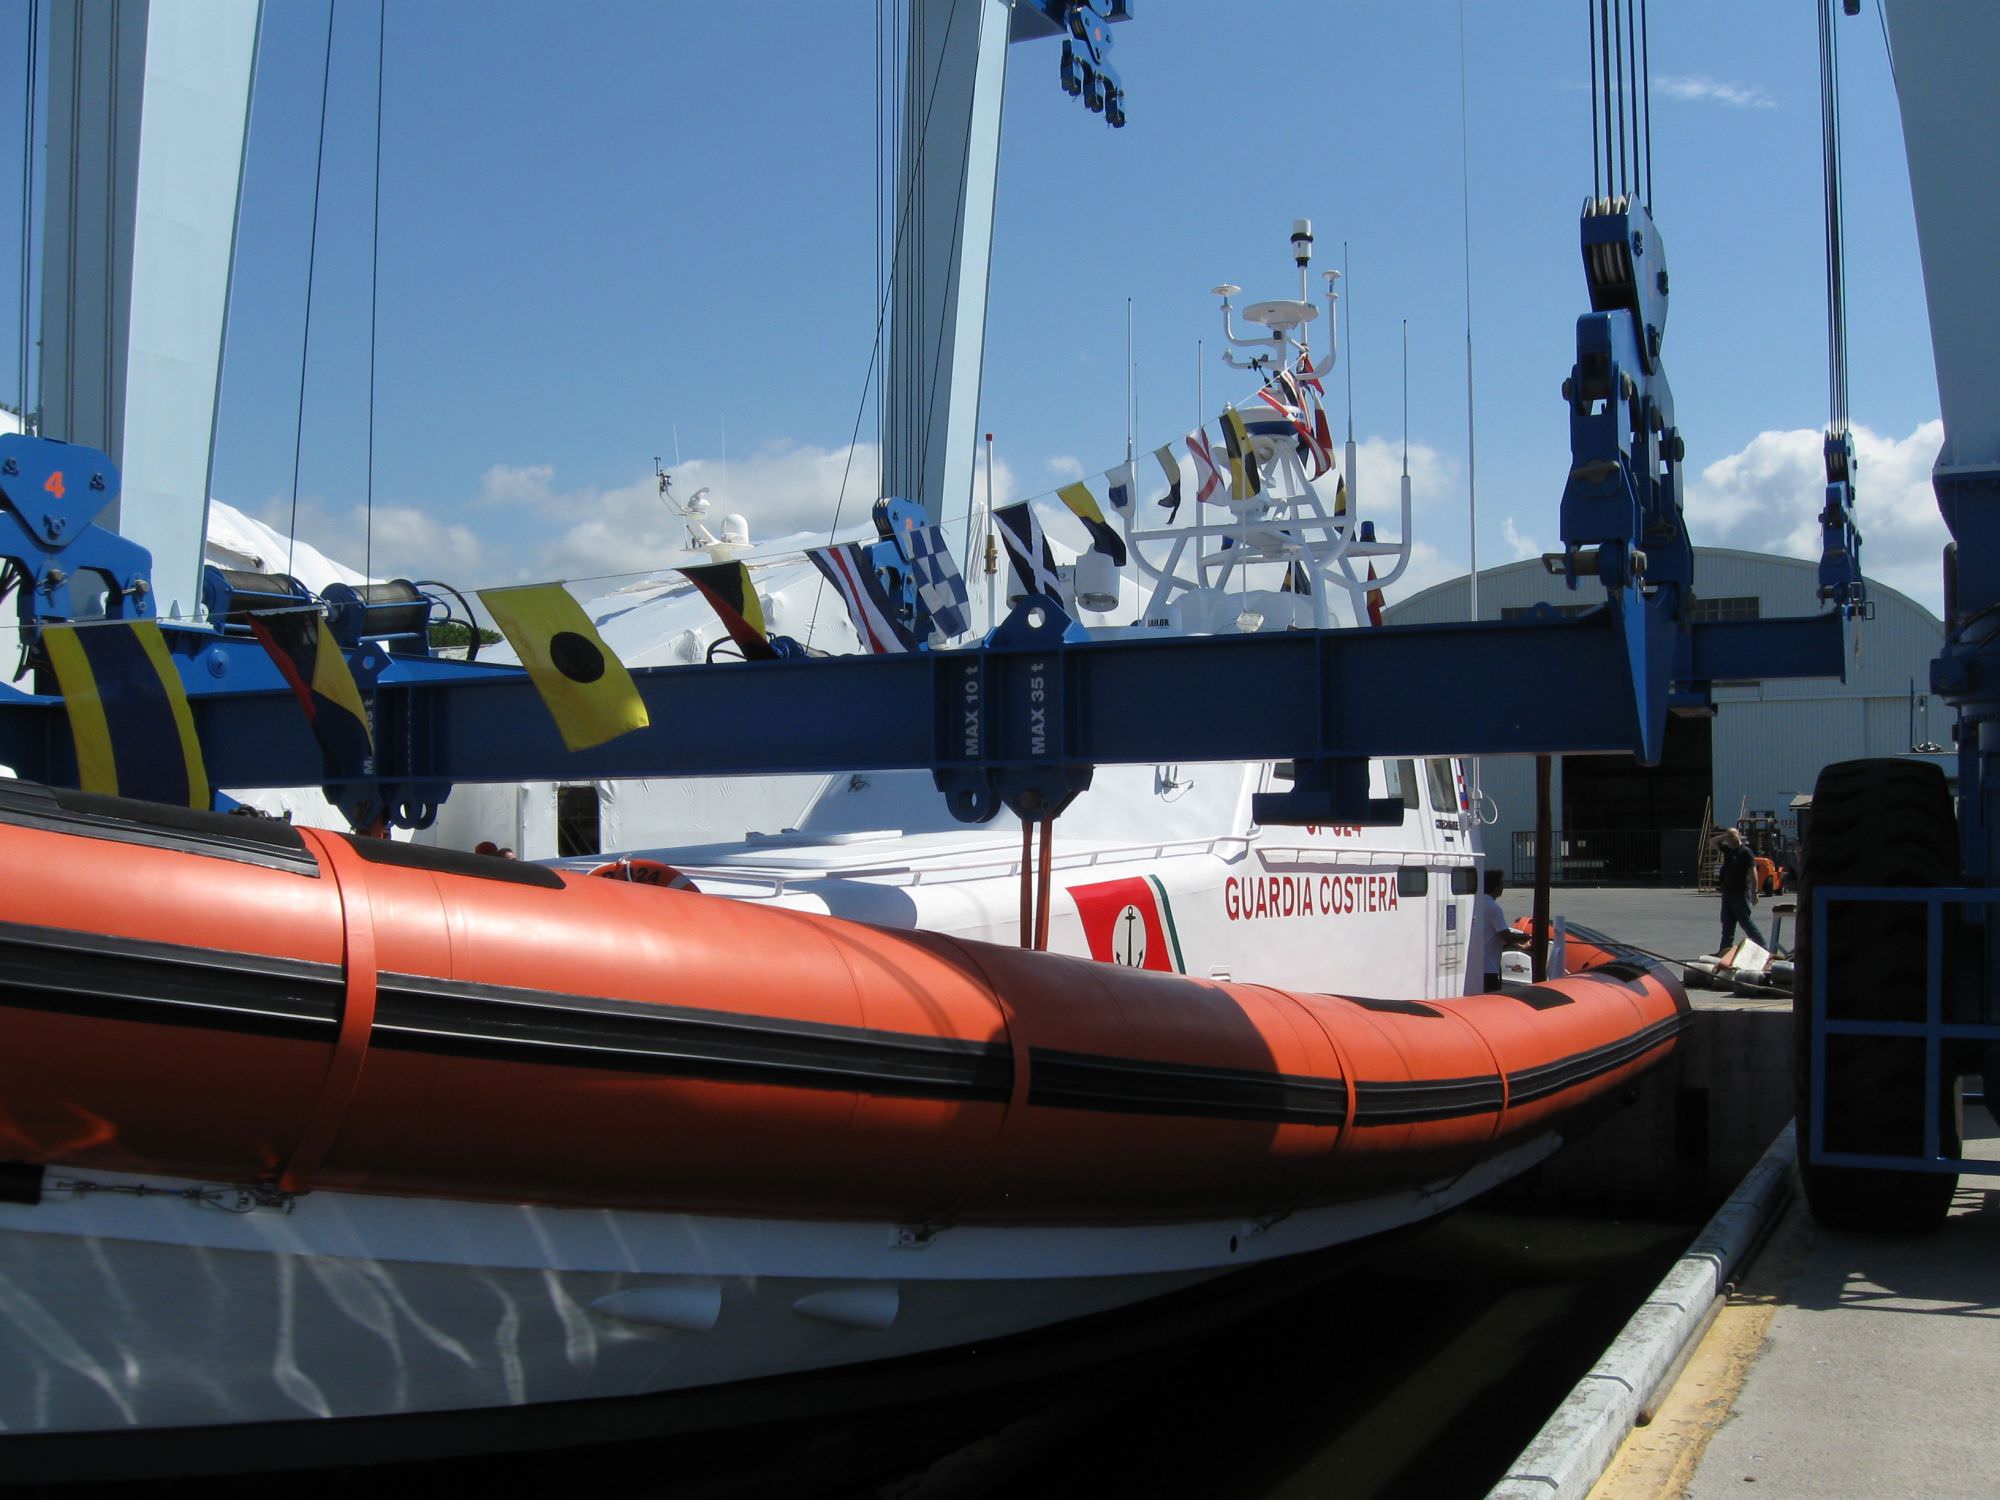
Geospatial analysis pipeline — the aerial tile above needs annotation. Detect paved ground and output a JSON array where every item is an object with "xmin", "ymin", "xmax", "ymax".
[
  {"xmin": 1551, "ymin": 879, "xmax": 2000, "ymax": 1500},
  {"xmin": 1591, "ymin": 1127, "xmax": 2000, "ymax": 1500},
  {"xmin": 1504, "ymin": 883, "xmax": 1795, "ymax": 971}
]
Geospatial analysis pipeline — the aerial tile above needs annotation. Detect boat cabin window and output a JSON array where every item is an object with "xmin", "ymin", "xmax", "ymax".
[
  {"xmin": 1426, "ymin": 758, "xmax": 1460, "ymax": 818},
  {"xmin": 1450, "ymin": 866, "xmax": 1478, "ymax": 895},
  {"xmin": 556, "ymin": 784, "xmax": 601, "ymax": 858},
  {"xmin": 1396, "ymin": 867, "xmax": 1429, "ymax": 897},
  {"xmin": 1272, "ymin": 761, "xmax": 1401, "ymax": 796}
]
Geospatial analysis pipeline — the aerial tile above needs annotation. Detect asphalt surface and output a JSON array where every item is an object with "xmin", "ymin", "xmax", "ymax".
[
  {"xmin": 1675, "ymin": 1126, "xmax": 2000, "ymax": 1499},
  {"xmin": 1503, "ymin": 883, "xmax": 1748, "ymax": 969},
  {"xmin": 1553, "ymin": 885, "xmax": 2000, "ymax": 1500}
]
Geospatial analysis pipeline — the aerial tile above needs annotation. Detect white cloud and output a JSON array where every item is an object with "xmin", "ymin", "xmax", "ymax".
[
  {"xmin": 476, "ymin": 462, "xmax": 556, "ymax": 507},
  {"xmin": 1502, "ymin": 516, "xmax": 1540, "ymax": 562},
  {"xmin": 455, "ymin": 439, "xmax": 1024, "ymax": 585},
  {"xmin": 1656, "ymin": 75, "xmax": 1776, "ymax": 110},
  {"xmin": 242, "ymin": 495, "xmax": 487, "ymax": 583},
  {"xmin": 1045, "ymin": 454, "xmax": 1085, "ymax": 480},
  {"xmin": 1685, "ymin": 419, "xmax": 1946, "ymax": 613}
]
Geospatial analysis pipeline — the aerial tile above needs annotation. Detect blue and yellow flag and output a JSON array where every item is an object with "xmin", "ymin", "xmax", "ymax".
[
  {"xmin": 246, "ymin": 608, "xmax": 374, "ymax": 772},
  {"xmin": 1220, "ymin": 407, "xmax": 1262, "ymax": 500},
  {"xmin": 42, "ymin": 620, "xmax": 209, "ymax": 807},
  {"xmin": 479, "ymin": 584, "xmax": 650, "ymax": 752}
]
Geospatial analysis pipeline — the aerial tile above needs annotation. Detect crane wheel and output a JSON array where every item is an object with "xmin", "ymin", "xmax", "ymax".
[{"xmin": 1793, "ymin": 758, "xmax": 1960, "ymax": 1231}]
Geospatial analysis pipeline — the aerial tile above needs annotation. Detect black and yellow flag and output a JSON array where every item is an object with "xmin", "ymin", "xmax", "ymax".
[
  {"xmin": 678, "ymin": 561, "xmax": 779, "ymax": 661},
  {"xmin": 479, "ymin": 584, "xmax": 650, "ymax": 751},
  {"xmin": 1056, "ymin": 481, "xmax": 1128, "ymax": 566},
  {"xmin": 43, "ymin": 620, "xmax": 209, "ymax": 807},
  {"xmin": 1220, "ymin": 407, "xmax": 1262, "ymax": 500},
  {"xmin": 246, "ymin": 608, "xmax": 374, "ymax": 772}
]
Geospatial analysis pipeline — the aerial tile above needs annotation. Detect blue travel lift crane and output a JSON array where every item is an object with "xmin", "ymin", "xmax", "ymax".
[
  {"xmin": 1783, "ymin": 0, "xmax": 2000, "ymax": 1233},
  {"xmin": 0, "ymin": 0, "xmax": 1979, "ymax": 1234}
]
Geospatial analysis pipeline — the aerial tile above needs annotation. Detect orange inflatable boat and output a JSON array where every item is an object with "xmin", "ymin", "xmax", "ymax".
[{"xmin": 0, "ymin": 779, "xmax": 1687, "ymax": 1223}]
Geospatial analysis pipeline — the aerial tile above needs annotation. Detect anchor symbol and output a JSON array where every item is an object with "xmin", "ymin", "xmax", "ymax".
[{"xmin": 1112, "ymin": 903, "xmax": 1147, "ymax": 967}]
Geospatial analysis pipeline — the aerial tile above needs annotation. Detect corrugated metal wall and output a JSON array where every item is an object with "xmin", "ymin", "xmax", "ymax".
[{"xmin": 1385, "ymin": 549, "xmax": 1944, "ymax": 879}]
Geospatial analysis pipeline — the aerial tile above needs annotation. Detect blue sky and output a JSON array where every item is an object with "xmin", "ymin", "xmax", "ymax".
[{"xmin": 0, "ymin": 1, "xmax": 1953, "ymax": 611}]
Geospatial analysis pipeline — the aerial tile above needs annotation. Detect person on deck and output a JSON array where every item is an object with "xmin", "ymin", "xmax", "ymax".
[
  {"xmin": 1714, "ymin": 827, "xmax": 1768, "ymax": 954},
  {"xmin": 1466, "ymin": 869, "xmax": 1530, "ymax": 995}
]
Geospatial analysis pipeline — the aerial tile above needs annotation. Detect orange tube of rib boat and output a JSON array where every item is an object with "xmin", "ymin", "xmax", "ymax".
[{"xmin": 0, "ymin": 786, "xmax": 1688, "ymax": 1225}]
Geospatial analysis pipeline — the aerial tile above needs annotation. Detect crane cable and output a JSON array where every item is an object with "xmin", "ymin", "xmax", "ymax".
[
  {"xmin": 810, "ymin": 0, "xmax": 967, "ymax": 647},
  {"xmin": 1587, "ymin": 0, "xmax": 1653, "ymax": 210},
  {"xmin": 364, "ymin": 0, "xmax": 386, "ymax": 586},
  {"xmin": 1819, "ymin": 0, "xmax": 1850, "ymax": 446},
  {"xmin": 17, "ymin": 0, "xmax": 37, "ymax": 432},
  {"xmin": 286, "ymin": 0, "xmax": 338, "ymax": 584}
]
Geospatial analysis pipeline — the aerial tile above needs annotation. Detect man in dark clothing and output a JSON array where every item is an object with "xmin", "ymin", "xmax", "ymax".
[{"xmin": 1714, "ymin": 827, "xmax": 1767, "ymax": 952}]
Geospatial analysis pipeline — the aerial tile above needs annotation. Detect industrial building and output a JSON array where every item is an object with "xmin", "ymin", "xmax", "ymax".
[{"xmin": 1384, "ymin": 548, "xmax": 1948, "ymax": 883}]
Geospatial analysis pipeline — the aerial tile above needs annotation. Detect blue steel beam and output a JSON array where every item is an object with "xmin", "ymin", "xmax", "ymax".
[{"xmin": 0, "ymin": 602, "xmax": 1850, "ymax": 823}]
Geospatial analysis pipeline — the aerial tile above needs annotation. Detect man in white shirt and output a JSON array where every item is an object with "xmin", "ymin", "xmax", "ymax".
[{"xmin": 1465, "ymin": 868, "xmax": 1530, "ymax": 995}]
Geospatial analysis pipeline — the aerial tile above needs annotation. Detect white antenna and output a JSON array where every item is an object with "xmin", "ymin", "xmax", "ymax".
[
  {"xmin": 1125, "ymin": 298, "xmax": 1135, "ymax": 462},
  {"xmin": 1459, "ymin": 0, "xmax": 1483, "ymax": 815},
  {"xmin": 1340, "ymin": 246, "xmax": 1357, "ymax": 515},
  {"xmin": 1401, "ymin": 320, "xmax": 1412, "ymax": 505},
  {"xmin": 983, "ymin": 432, "xmax": 998, "ymax": 632},
  {"xmin": 1343, "ymin": 242, "xmax": 1355, "ymax": 444},
  {"xmin": 1458, "ymin": 0, "xmax": 1479, "ymax": 629}
]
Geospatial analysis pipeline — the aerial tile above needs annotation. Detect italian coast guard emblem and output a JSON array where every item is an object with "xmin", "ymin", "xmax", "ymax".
[
  {"xmin": 1069, "ymin": 876, "xmax": 1186, "ymax": 973},
  {"xmin": 1110, "ymin": 904, "xmax": 1147, "ymax": 967}
]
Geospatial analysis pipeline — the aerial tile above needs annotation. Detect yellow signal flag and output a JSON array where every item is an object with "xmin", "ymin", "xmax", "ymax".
[
  {"xmin": 1056, "ymin": 481, "xmax": 1128, "ymax": 566},
  {"xmin": 478, "ymin": 584, "xmax": 650, "ymax": 752}
]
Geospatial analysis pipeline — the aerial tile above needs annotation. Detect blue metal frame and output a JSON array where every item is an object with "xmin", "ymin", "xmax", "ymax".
[
  {"xmin": 0, "ymin": 596, "xmax": 1852, "ymax": 827},
  {"xmin": 1807, "ymin": 883, "xmax": 2000, "ymax": 1180},
  {"xmin": 0, "ymin": 434, "xmax": 152, "ymax": 628}
]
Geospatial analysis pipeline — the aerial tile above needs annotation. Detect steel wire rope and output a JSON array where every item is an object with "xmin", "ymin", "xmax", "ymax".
[
  {"xmin": 364, "ymin": 0, "xmax": 385, "ymax": 585},
  {"xmin": 1639, "ymin": 0, "xmax": 1653, "ymax": 210},
  {"xmin": 808, "ymin": 0, "xmax": 967, "ymax": 646},
  {"xmin": 1611, "ymin": 0, "xmax": 1625, "ymax": 198},
  {"xmin": 1596, "ymin": 0, "xmax": 1613, "ymax": 202},
  {"xmin": 1872, "ymin": 0, "xmax": 1895, "ymax": 91},
  {"xmin": 201, "ymin": 3, "xmax": 263, "ymax": 615},
  {"xmin": 1624, "ymin": 0, "xmax": 1640, "ymax": 204},
  {"xmin": 1819, "ymin": 0, "xmax": 1850, "ymax": 440},
  {"xmin": 286, "ymin": 0, "xmax": 339, "ymax": 583},
  {"xmin": 1587, "ymin": 0, "xmax": 1599, "ymax": 201},
  {"xmin": 17, "ymin": 0, "xmax": 36, "ymax": 431},
  {"xmin": 911, "ymin": 9, "xmax": 977, "ymax": 568}
]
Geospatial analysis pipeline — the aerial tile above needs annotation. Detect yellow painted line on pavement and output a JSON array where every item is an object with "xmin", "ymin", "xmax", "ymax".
[{"xmin": 1588, "ymin": 1202, "xmax": 1811, "ymax": 1500}]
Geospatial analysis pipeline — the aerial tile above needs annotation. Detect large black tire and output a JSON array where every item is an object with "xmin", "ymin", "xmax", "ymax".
[{"xmin": 1794, "ymin": 758, "xmax": 1960, "ymax": 1231}]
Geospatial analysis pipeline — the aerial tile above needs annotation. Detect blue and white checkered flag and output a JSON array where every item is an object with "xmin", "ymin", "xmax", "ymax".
[{"xmin": 900, "ymin": 524, "xmax": 971, "ymax": 641}]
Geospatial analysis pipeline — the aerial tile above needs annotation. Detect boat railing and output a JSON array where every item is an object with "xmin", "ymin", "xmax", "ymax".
[
  {"xmin": 676, "ymin": 832, "xmax": 1256, "ymax": 899},
  {"xmin": 1256, "ymin": 843, "xmax": 1477, "ymax": 871}
]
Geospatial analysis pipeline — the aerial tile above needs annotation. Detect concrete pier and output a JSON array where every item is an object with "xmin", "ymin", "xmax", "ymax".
[{"xmin": 1498, "ymin": 886, "xmax": 1794, "ymax": 1217}]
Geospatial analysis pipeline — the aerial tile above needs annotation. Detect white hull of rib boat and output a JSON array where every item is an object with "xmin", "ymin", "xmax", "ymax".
[{"xmin": 0, "ymin": 1141, "xmax": 1555, "ymax": 1437}]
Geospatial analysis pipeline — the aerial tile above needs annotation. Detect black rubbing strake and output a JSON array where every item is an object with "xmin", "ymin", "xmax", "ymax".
[{"xmin": 1026, "ymin": 1047, "xmax": 1348, "ymax": 1124}]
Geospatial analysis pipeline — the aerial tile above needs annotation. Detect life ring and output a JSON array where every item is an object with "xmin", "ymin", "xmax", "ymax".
[{"xmin": 589, "ymin": 858, "xmax": 699, "ymax": 893}]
